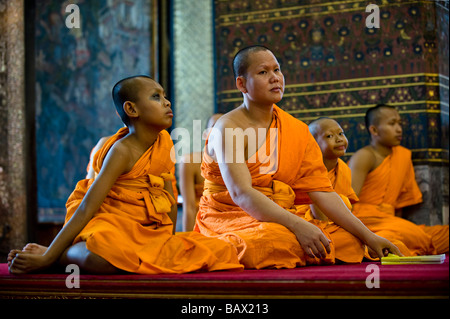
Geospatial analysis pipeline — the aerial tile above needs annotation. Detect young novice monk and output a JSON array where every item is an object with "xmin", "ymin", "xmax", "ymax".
[
  {"xmin": 307, "ymin": 117, "xmax": 411, "ymax": 258},
  {"xmin": 307, "ymin": 117, "xmax": 358, "ymax": 221},
  {"xmin": 194, "ymin": 46, "xmax": 401, "ymax": 269},
  {"xmin": 8, "ymin": 75, "xmax": 242, "ymax": 274},
  {"xmin": 348, "ymin": 104, "xmax": 449, "ymax": 255}
]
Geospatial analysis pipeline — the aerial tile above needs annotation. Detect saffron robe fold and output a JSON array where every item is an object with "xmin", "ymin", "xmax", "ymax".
[
  {"xmin": 300, "ymin": 159, "xmax": 365, "ymax": 263},
  {"xmin": 351, "ymin": 146, "xmax": 449, "ymax": 255},
  {"xmin": 302, "ymin": 159, "xmax": 411, "ymax": 259},
  {"xmin": 65, "ymin": 127, "xmax": 243, "ymax": 274},
  {"xmin": 87, "ymin": 141, "xmax": 179, "ymax": 202},
  {"xmin": 194, "ymin": 105, "xmax": 366, "ymax": 269},
  {"xmin": 324, "ymin": 158, "xmax": 359, "ymax": 209}
]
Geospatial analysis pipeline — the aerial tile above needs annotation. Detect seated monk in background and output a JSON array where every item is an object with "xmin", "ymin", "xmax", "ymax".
[
  {"xmin": 8, "ymin": 75, "xmax": 242, "ymax": 274},
  {"xmin": 307, "ymin": 117, "xmax": 411, "ymax": 259},
  {"xmin": 194, "ymin": 45, "xmax": 401, "ymax": 270},
  {"xmin": 179, "ymin": 113, "xmax": 223, "ymax": 231},
  {"xmin": 348, "ymin": 104, "xmax": 449, "ymax": 255}
]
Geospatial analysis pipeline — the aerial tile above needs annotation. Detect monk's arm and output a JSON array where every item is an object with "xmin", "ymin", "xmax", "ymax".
[
  {"xmin": 211, "ymin": 119, "xmax": 299, "ymax": 227},
  {"xmin": 309, "ymin": 191, "xmax": 403, "ymax": 257},
  {"xmin": 9, "ymin": 143, "xmax": 131, "ymax": 274},
  {"xmin": 210, "ymin": 118, "xmax": 331, "ymax": 258},
  {"xmin": 164, "ymin": 179, "xmax": 178, "ymax": 234},
  {"xmin": 179, "ymin": 155, "xmax": 198, "ymax": 231},
  {"xmin": 218, "ymin": 159, "xmax": 331, "ymax": 258}
]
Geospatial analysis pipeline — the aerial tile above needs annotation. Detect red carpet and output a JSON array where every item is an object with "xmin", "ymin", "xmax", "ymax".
[{"xmin": 0, "ymin": 255, "xmax": 448, "ymax": 299}]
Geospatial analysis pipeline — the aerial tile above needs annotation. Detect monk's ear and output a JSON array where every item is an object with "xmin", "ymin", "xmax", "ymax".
[
  {"xmin": 123, "ymin": 101, "xmax": 138, "ymax": 120},
  {"xmin": 368, "ymin": 125, "xmax": 378, "ymax": 136},
  {"xmin": 236, "ymin": 76, "xmax": 247, "ymax": 94}
]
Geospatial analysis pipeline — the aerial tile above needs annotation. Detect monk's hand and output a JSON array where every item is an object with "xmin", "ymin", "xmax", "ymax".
[
  {"xmin": 366, "ymin": 234, "xmax": 403, "ymax": 259},
  {"xmin": 8, "ymin": 251, "xmax": 51, "ymax": 274},
  {"xmin": 292, "ymin": 219, "xmax": 332, "ymax": 259}
]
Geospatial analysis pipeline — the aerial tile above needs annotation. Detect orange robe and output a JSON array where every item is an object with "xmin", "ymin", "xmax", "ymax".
[
  {"xmin": 194, "ymin": 105, "xmax": 366, "ymax": 269},
  {"xmin": 87, "ymin": 141, "xmax": 179, "ymax": 202},
  {"xmin": 326, "ymin": 158, "xmax": 359, "ymax": 209},
  {"xmin": 65, "ymin": 127, "xmax": 243, "ymax": 274},
  {"xmin": 351, "ymin": 145, "xmax": 449, "ymax": 255}
]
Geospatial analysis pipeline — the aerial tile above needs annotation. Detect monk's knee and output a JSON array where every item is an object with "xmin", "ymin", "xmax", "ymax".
[
  {"xmin": 82, "ymin": 249, "xmax": 118, "ymax": 274},
  {"xmin": 62, "ymin": 242, "xmax": 118, "ymax": 274}
]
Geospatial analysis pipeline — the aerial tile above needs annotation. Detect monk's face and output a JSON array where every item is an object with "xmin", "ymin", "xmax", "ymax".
[
  {"xmin": 315, "ymin": 119, "xmax": 348, "ymax": 160},
  {"xmin": 242, "ymin": 50, "xmax": 285, "ymax": 105},
  {"xmin": 134, "ymin": 78, "xmax": 173, "ymax": 130},
  {"xmin": 372, "ymin": 108, "xmax": 402, "ymax": 147}
]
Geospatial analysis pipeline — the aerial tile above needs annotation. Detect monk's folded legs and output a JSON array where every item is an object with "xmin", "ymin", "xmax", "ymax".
[
  {"xmin": 59, "ymin": 241, "xmax": 119, "ymax": 274},
  {"xmin": 419, "ymin": 224, "xmax": 449, "ymax": 254},
  {"xmin": 215, "ymin": 221, "xmax": 335, "ymax": 269},
  {"xmin": 357, "ymin": 216, "xmax": 435, "ymax": 256},
  {"xmin": 325, "ymin": 223, "xmax": 365, "ymax": 263}
]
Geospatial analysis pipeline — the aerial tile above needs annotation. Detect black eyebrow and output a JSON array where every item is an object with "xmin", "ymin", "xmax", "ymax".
[{"xmin": 151, "ymin": 87, "xmax": 165, "ymax": 94}]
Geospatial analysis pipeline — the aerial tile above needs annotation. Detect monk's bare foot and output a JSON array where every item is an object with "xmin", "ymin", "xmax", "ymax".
[
  {"xmin": 23, "ymin": 243, "xmax": 48, "ymax": 255},
  {"xmin": 8, "ymin": 244, "xmax": 48, "ymax": 267},
  {"xmin": 7, "ymin": 249, "xmax": 22, "ymax": 267}
]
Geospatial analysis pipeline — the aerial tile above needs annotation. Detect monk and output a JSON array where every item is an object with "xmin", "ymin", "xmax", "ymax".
[
  {"xmin": 306, "ymin": 117, "xmax": 359, "ymax": 222},
  {"xmin": 348, "ymin": 104, "xmax": 449, "ymax": 255},
  {"xmin": 179, "ymin": 113, "xmax": 223, "ymax": 231},
  {"xmin": 194, "ymin": 45, "xmax": 401, "ymax": 269},
  {"xmin": 307, "ymin": 117, "xmax": 411, "ymax": 258},
  {"xmin": 8, "ymin": 75, "xmax": 242, "ymax": 274}
]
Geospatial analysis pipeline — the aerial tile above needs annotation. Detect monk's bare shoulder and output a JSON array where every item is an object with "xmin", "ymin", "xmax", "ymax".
[
  {"xmin": 215, "ymin": 107, "xmax": 247, "ymax": 130},
  {"xmin": 208, "ymin": 107, "xmax": 247, "ymax": 140},
  {"xmin": 206, "ymin": 107, "xmax": 247, "ymax": 160},
  {"xmin": 348, "ymin": 146, "xmax": 376, "ymax": 173},
  {"xmin": 108, "ymin": 136, "xmax": 143, "ymax": 173}
]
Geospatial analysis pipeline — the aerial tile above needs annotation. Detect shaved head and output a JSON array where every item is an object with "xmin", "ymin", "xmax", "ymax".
[
  {"xmin": 365, "ymin": 104, "xmax": 397, "ymax": 134},
  {"xmin": 112, "ymin": 75, "xmax": 154, "ymax": 126},
  {"xmin": 232, "ymin": 45, "xmax": 272, "ymax": 79},
  {"xmin": 308, "ymin": 117, "xmax": 334, "ymax": 138}
]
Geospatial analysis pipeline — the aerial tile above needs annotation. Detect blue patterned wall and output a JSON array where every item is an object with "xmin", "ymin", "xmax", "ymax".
[{"xmin": 36, "ymin": 0, "xmax": 152, "ymax": 222}]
